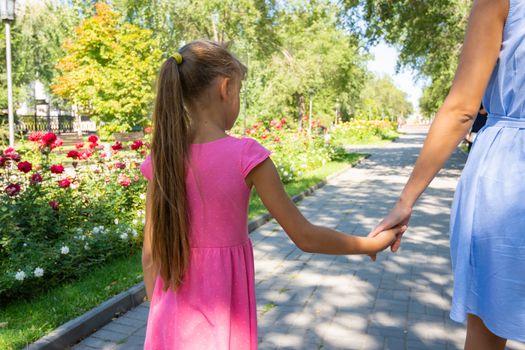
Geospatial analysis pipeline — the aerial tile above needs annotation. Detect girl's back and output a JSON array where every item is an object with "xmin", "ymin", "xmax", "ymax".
[{"xmin": 140, "ymin": 135, "xmax": 269, "ymax": 349}]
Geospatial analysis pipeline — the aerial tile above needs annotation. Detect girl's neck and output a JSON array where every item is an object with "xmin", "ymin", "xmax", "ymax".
[{"xmin": 188, "ymin": 103, "xmax": 228, "ymax": 144}]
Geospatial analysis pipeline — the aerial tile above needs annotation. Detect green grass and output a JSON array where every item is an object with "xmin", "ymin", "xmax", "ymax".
[
  {"xmin": 0, "ymin": 152, "xmax": 365, "ymax": 350},
  {"xmin": 0, "ymin": 253, "xmax": 144, "ymax": 350}
]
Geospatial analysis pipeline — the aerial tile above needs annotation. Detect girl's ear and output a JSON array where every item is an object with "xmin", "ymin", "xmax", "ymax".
[{"xmin": 218, "ymin": 77, "xmax": 230, "ymax": 101}]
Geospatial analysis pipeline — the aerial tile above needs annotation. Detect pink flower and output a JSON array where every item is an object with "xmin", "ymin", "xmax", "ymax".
[
  {"xmin": 17, "ymin": 161, "xmax": 32, "ymax": 173},
  {"xmin": 111, "ymin": 142, "xmax": 123, "ymax": 151},
  {"xmin": 130, "ymin": 140, "xmax": 144, "ymax": 150},
  {"xmin": 273, "ymin": 137, "xmax": 281, "ymax": 143},
  {"xmin": 31, "ymin": 173, "xmax": 43, "ymax": 184},
  {"xmin": 75, "ymin": 142, "xmax": 84, "ymax": 149},
  {"xmin": 58, "ymin": 178, "xmax": 71, "ymax": 188},
  {"xmin": 261, "ymin": 130, "xmax": 270, "ymax": 140},
  {"xmin": 50, "ymin": 164, "xmax": 65, "ymax": 174},
  {"xmin": 114, "ymin": 162, "xmax": 126, "ymax": 169},
  {"xmin": 0, "ymin": 156, "xmax": 6, "ymax": 167},
  {"xmin": 79, "ymin": 150, "xmax": 93, "ymax": 160},
  {"xmin": 88, "ymin": 142, "xmax": 98, "ymax": 149},
  {"xmin": 42, "ymin": 132, "xmax": 57, "ymax": 146},
  {"xmin": 49, "ymin": 200, "xmax": 59, "ymax": 210},
  {"xmin": 270, "ymin": 119, "xmax": 283, "ymax": 129},
  {"xmin": 118, "ymin": 174, "xmax": 131, "ymax": 187},
  {"xmin": 100, "ymin": 152, "xmax": 107, "ymax": 159},
  {"xmin": 10, "ymin": 152, "xmax": 21, "ymax": 162},
  {"xmin": 5, "ymin": 183, "xmax": 21, "ymax": 196},
  {"xmin": 28, "ymin": 131, "xmax": 43, "ymax": 142},
  {"xmin": 88, "ymin": 135, "xmax": 99, "ymax": 143},
  {"xmin": 67, "ymin": 150, "xmax": 80, "ymax": 159},
  {"xmin": 144, "ymin": 126, "xmax": 152, "ymax": 134},
  {"xmin": 3, "ymin": 147, "xmax": 19, "ymax": 161},
  {"xmin": 50, "ymin": 138, "xmax": 63, "ymax": 150}
]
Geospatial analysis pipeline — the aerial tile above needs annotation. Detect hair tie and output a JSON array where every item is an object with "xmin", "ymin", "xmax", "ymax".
[{"xmin": 172, "ymin": 52, "xmax": 183, "ymax": 65}]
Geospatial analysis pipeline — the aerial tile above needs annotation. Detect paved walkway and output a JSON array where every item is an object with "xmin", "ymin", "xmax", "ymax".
[{"xmin": 73, "ymin": 127, "xmax": 524, "ymax": 350}]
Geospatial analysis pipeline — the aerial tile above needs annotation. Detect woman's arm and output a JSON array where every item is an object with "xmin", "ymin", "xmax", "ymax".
[
  {"xmin": 368, "ymin": 0, "xmax": 509, "ymax": 259},
  {"xmin": 142, "ymin": 180, "xmax": 158, "ymax": 301},
  {"xmin": 247, "ymin": 158, "xmax": 406, "ymax": 255}
]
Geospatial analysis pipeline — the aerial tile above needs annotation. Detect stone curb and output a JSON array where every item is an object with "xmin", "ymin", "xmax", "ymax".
[
  {"xmin": 27, "ymin": 153, "xmax": 370, "ymax": 350},
  {"xmin": 24, "ymin": 283, "xmax": 145, "ymax": 350}
]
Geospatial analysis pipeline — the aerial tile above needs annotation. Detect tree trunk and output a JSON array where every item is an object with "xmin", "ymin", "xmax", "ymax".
[{"xmin": 296, "ymin": 93, "xmax": 305, "ymax": 131}]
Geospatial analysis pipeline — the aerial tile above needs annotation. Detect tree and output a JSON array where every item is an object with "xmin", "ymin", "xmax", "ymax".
[
  {"xmin": 359, "ymin": 74, "xmax": 413, "ymax": 120},
  {"xmin": 52, "ymin": 3, "xmax": 162, "ymax": 135},
  {"xmin": 343, "ymin": 0, "xmax": 470, "ymax": 117},
  {"xmin": 246, "ymin": 0, "xmax": 367, "ymax": 127},
  {"xmin": 0, "ymin": 1, "xmax": 79, "ymax": 109}
]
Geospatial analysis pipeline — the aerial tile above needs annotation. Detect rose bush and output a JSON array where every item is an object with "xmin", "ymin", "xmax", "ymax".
[{"xmin": 0, "ymin": 131, "xmax": 150, "ymax": 301}]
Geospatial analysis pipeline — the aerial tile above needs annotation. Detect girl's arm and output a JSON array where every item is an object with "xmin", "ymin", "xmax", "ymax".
[
  {"xmin": 247, "ymin": 158, "xmax": 406, "ymax": 255},
  {"xmin": 367, "ymin": 0, "xmax": 509, "ymax": 259},
  {"xmin": 142, "ymin": 180, "xmax": 158, "ymax": 301}
]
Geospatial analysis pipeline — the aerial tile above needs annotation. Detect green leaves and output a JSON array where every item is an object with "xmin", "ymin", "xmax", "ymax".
[{"xmin": 52, "ymin": 3, "xmax": 162, "ymax": 136}]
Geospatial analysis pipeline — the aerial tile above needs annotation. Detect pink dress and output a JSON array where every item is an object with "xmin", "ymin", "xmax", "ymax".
[{"xmin": 139, "ymin": 136, "xmax": 271, "ymax": 350}]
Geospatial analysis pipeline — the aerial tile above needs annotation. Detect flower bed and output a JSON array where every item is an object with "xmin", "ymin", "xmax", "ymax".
[
  {"xmin": 330, "ymin": 119, "xmax": 398, "ymax": 145},
  {"xmin": 0, "ymin": 132, "xmax": 149, "ymax": 302}
]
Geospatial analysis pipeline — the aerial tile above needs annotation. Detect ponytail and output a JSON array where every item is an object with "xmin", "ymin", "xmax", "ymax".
[{"xmin": 150, "ymin": 57, "xmax": 190, "ymax": 292}]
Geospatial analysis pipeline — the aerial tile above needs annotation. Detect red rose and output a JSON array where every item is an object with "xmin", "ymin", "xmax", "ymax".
[
  {"xmin": 28, "ymin": 131, "xmax": 43, "ymax": 142},
  {"xmin": 67, "ymin": 150, "xmax": 80, "ymax": 159},
  {"xmin": 50, "ymin": 164, "xmax": 65, "ymax": 174},
  {"xmin": 42, "ymin": 132, "xmax": 57, "ymax": 146},
  {"xmin": 9, "ymin": 152, "xmax": 21, "ymax": 162},
  {"xmin": 17, "ymin": 161, "xmax": 32, "ymax": 173},
  {"xmin": 112, "ymin": 142, "xmax": 123, "ymax": 151},
  {"xmin": 0, "ymin": 156, "xmax": 6, "ymax": 167},
  {"xmin": 50, "ymin": 138, "xmax": 63, "ymax": 150},
  {"xmin": 5, "ymin": 183, "xmax": 21, "ymax": 196},
  {"xmin": 88, "ymin": 135, "xmax": 98, "ymax": 143},
  {"xmin": 31, "ymin": 173, "xmax": 43, "ymax": 184},
  {"xmin": 48, "ymin": 200, "xmax": 59, "ymax": 210},
  {"xmin": 281, "ymin": 118, "xmax": 286, "ymax": 124},
  {"xmin": 114, "ymin": 162, "xmax": 126, "ymax": 169},
  {"xmin": 75, "ymin": 142, "xmax": 84, "ymax": 149},
  {"xmin": 130, "ymin": 140, "xmax": 144, "ymax": 150},
  {"xmin": 89, "ymin": 142, "xmax": 98, "ymax": 149},
  {"xmin": 58, "ymin": 178, "xmax": 71, "ymax": 188}
]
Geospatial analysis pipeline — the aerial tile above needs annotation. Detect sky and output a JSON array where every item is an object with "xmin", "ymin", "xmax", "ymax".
[{"xmin": 367, "ymin": 42, "xmax": 425, "ymax": 113}]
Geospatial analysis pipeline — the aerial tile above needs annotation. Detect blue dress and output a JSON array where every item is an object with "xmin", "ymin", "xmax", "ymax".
[{"xmin": 449, "ymin": 0, "xmax": 525, "ymax": 341}]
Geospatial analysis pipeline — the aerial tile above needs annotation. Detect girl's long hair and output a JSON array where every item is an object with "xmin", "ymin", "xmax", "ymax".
[{"xmin": 150, "ymin": 40, "xmax": 246, "ymax": 292}]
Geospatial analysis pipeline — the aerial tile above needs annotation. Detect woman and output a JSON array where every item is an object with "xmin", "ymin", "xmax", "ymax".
[{"xmin": 368, "ymin": 0, "xmax": 525, "ymax": 349}]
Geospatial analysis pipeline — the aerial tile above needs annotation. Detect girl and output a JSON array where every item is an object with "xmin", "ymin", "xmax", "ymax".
[
  {"xmin": 368, "ymin": 0, "xmax": 525, "ymax": 349},
  {"xmin": 140, "ymin": 40, "xmax": 405, "ymax": 349}
]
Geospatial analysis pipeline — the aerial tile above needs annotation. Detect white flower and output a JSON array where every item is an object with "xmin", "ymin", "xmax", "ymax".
[
  {"xmin": 23, "ymin": 243, "xmax": 27, "ymax": 247},
  {"xmin": 114, "ymin": 218, "xmax": 119, "ymax": 225},
  {"xmin": 119, "ymin": 232, "xmax": 128, "ymax": 240},
  {"xmin": 84, "ymin": 243, "xmax": 90, "ymax": 250},
  {"xmin": 34, "ymin": 267, "xmax": 44, "ymax": 277},
  {"xmin": 131, "ymin": 229, "xmax": 138, "ymax": 237},
  {"xmin": 93, "ymin": 227, "xmax": 100, "ymax": 234},
  {"xmin": 61, "ymin": 246, "xmax": 70, "ymax": 255},
  {"xmin": 132, "ymin": 219, "xmax": 138, "ymax": 225},
  {"xmin": 142, "ymin": 218, "xmax": 146, "ymax": 225},
  {"xmin": 283, "ymin": 171, "xmax": 289, "ymax": 176},
  {"xmin": 139, "ymin": 193, "xmax": 146, "ymax": 200},
  {"xmin": 15, "ymin": 270, "xmax": 26, "ymax": 281}
]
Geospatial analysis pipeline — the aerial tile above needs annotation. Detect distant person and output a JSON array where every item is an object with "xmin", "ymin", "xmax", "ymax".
[
  {"xmin": 368, "ymin": 0, "xmax": 525, "ymax": 349},
  {"xmin": 466, "ymin": 104, "xmax": 488, "ymax": 151},
  {"xmin": 139, "ymin": 40, "xmax": 404, "ymax": 349}
]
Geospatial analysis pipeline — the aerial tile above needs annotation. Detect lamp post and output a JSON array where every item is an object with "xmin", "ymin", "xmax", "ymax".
[{"xmin": 1, "ymin": 0, "xmax": 15, "ymax": 147}]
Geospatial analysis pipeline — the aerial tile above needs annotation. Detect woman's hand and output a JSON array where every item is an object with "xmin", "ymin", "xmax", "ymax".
[
  {"xmin": 368, "ymin": 225, "xmax": 408, "ymax": 255},
  {"xmin": 367, "ymin": 200, "xmax": 413, "ymax": 261}
]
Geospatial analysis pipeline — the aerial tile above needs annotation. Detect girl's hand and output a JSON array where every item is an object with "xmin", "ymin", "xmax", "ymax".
[
  {"xmin": 368, "ymin": 225, "xmax": 407, "ymax": 255},
  {"xmin": 367, "ymin": 201, "xmax": 412, "ymax": 261}
]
